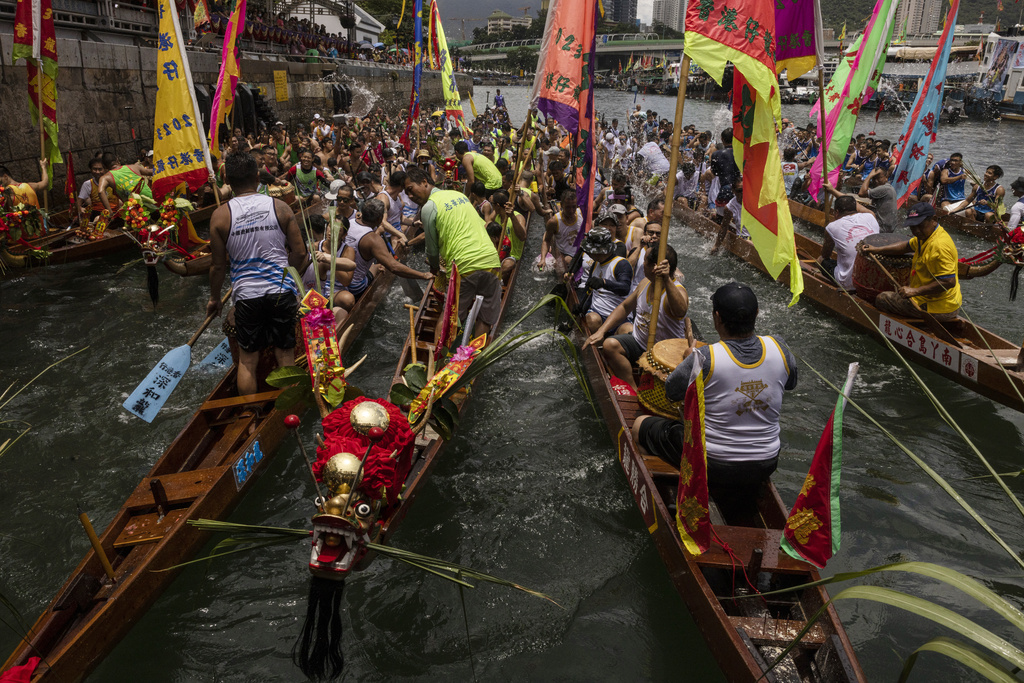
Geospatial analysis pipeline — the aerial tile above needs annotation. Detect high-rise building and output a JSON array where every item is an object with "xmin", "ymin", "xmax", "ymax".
[
  {"xmin": 607, "ymin": 0, "xmax": 637, "ymax": 26},
  {"xmin": 652, "ymin": 0, "xmax": 685, "ymax": 33},
  {"xmin": 893, "ymin": 0, "xmax": 945, "ymax": 37}
]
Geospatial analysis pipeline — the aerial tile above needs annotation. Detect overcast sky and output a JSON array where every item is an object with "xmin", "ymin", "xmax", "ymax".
[{"xmin": 440, "ymin": 0, "xmax": 655, "ymax": 37}]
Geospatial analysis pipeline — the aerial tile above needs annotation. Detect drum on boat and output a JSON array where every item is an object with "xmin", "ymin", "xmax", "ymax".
[
  {"xmin": 852, "ymin": 233, "xmax": 912, "ymax": 304},
  {"xmin": 637, "ymin": 338, "xmax": 704, "ymax": 419}
]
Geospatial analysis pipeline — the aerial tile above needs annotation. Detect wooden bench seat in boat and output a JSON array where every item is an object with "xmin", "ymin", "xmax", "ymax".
[{"xmin": 696, "ymin": 526, "xmax": 811, "ymax": 574}]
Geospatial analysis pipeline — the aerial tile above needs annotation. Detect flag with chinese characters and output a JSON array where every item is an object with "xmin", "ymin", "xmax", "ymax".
[
  {"xmin": 427, "ymin": 0, "xmax": 468, "ymax": 133},
  {"xmin": 399, "ymin": 0, "xmax": 424, "ymax": 152},
  {"xmin": 781, "ymin": 363, "xmax": 858, "ymax": 568},
  {"xmin": 13, "ymin": 0, "xmax": 62, "ymax": 180},
  {"xmin": 193, "ymin": 0, "xmax": 210, "ymax": 28},
  {"xmin": 889, "ymin": 0, "xmax": 961, "ymax": 207},
  {"xmin": 208, "ymin": 0, "xmax": 246, "ymax": 156},
  {"xmin": 530, "ymin": 0, "xmax": 598, "ymax": 253},
  {"xmin": 774, "ymin": 0, "xmax": 825, "ymax": 80},
  {"xmin": 732, "ymin": 72, "xmax": 804, "ymax": 304},
  {"xmin": 675, "ymin": 353, "xmax": 710, "ymax": 555},
  {"xmin": 807, "ymin": 0, "xmax": 898, "ymax": 201},
  {"xmin": 152, "ymin": 0, "xmax": 214, "ymax": 200}
]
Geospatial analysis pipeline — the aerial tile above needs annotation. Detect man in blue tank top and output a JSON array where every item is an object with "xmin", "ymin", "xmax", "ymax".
[{"xmin": 207, "ymin": 152, "xmax": 308, "ymax": 396}]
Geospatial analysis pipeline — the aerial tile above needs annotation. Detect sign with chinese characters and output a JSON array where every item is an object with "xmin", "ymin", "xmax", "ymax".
[
  {"xmin": 879, "ymin": 315, "xmax": 961, "ymax": 373},
  {"xmin": 200, "ymin": 337, "xmax": 233, "ymax": 369},
  {"xmin": 151, "ymin": 0, "xmax": 213, "ymax": 200},
  {"xmin": 232, "ymin": 439, "xmax": 264, "ymax": 490},
  {"xmin": 122, "ymin": 345, "xmax": 189, "ymax": 423},
  {"xmin": 960, "ymin": 355, "xmax": 978, "ymax": 382},
  {"xmin": 617, "ymin": 429, "xmax": 658, "ymax": 534},
  {"xmin": 274, "ymin": 70, "xmax": 288, "ymax": 102}
]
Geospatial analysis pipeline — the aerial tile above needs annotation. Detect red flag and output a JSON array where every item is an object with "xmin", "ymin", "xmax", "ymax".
[
  {"xmin": 434, "ymin": 261, "xmax": 460, "ymax": 361},
  {"xmin": 0, "ymin": 658, "xmax": 41, "ymax": 683},
  {"xmin": 674, "ymin": 358, "xmax": 711, "ymax": 554},
  {"xmin": 13, "ymin": 0, "xmax": 62, "ymax": 179},
  {"xmin": 781, "ymin": 363, "xmax": 858, "ymax": 568},
  {"xmin": 65, "ymin": 150, "xmax": 76, "ymax": 209}
]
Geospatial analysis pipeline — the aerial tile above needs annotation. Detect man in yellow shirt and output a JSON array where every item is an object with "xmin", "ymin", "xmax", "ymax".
[
  {"xmin": 0, "ymin": 160, "xmax": 49, "ymax": 208},
  {"xmin": 455, "ymin": 141, "xmax": 502, "ymax": 199},
  {"xmin": 860, "ymin": 202, "xmax": 961, "ymax": 321}
]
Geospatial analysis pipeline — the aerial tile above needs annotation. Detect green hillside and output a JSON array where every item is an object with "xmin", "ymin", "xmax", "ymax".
[{"xmin": 821, "ymin": 0, "xmax": 1009, "ymax": 36}]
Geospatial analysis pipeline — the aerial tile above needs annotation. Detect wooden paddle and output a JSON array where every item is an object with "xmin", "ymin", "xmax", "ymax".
[
  {"xmin": 866, "ymin": 254, "xmax": 963, "ymax": 348},
  {"xmin": 123, "ymin": 290, "xmax": 232, "ymax": 423}
]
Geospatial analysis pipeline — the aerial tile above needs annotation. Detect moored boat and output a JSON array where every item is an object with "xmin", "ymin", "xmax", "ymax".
[
  {"xmin": 1, "ymin": 240, "xmax": 409, "ymax": 683},
  {"xmin": 566, "ymin": 285, "xmax": 867, "ymax": 683},
  {"xmin": 676, "ymin": 204, "xmax": 1024, "ymax": 413}
]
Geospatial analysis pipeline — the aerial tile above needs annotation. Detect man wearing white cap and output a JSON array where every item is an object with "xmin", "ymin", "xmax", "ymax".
[{"xmin": 311, "ymin": 114, "xmax": 330, "ymax": 143}]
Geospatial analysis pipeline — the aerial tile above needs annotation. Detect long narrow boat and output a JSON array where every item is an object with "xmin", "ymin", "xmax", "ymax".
[
  {"xmin": 1, "ymin": 241, "xmax": 409, "ymax": 683},
  {"xmin": 676, "ymin": 204, "xmax": 1024, "ymax": 413},
  {"xmin": 380, "ymin": 215, "xmax": 530, "ymax": 537},
  {"xmin": 566, "ymin": 286, "xmax": 867, "ymax": 683},
  {"xmin": 788, "ymin": 198, "xmax": 1003, "ymax": 243}
]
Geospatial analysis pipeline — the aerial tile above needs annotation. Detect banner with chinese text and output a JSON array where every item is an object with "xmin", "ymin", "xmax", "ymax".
[
  {"xmin": 152, "ymin": 0, "xmax": 214, "ymax": 200},
  {"xmin": 427, "ymin": 0, "xmax": 467, "ymax": 132},
  {"xmin": 675, "ymin": 356, "xmax": 710, "ymax": 555},
  {"xmin": 774, "ymin": 0, "xmax": 825, "ymax": 80},
  {"xmin": 13, "ymin": 0, "xmax": 62, "ymax": 179}
]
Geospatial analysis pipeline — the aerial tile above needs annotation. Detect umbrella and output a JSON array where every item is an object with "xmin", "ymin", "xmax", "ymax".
[
  {"xmin": 373, "ymin": 42, "xmax": 384, "ymax": 48},
  {"xmin": 358, "ymin": 42, "xmax": 373, "ymax": 50}
]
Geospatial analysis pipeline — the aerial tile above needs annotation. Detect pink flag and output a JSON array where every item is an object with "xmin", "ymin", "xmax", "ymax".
[{"xmin": 209, "ymin": 0, "xmax": 246, "ymax": 157}]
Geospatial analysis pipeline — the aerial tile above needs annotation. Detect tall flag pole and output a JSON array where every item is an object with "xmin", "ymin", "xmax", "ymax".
[
  {"xmin": 529, "ymin": 0, "xmax": 599, "ymax": 252},
  {"xmin": 13, "ymin": 0, "xmax": 61, "ymax": 205},
  {"xmin": 684, "ymin": 0, "xmax": 804, "ymax": 303},
  {"xmin": 427, "ymin": 0, "xmax": 469, "ymax": 134},
  {"xmin": 889, "ymin": 0, "xmax": 962, "ymax": 207},
  {"xmin": 208, "ymin": 0, "xmax": 247, "ymax": 158},
  {"xmin": 400, "ymin": 0, "xmax": 424, "ymax": 152},
  {"xmin": 781, "ymin": 363, "xmax": 859, "ymax": 568},
  {"xmin": 807, "ymin": 0, "xmax": 898, "ymax": 201},
  {"xmin": 152, "ymin": 0, "xmax": 214, "ymax": 200}
]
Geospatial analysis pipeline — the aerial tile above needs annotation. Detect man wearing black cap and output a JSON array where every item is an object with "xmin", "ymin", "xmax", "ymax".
[
  {"xmin": 860, "ymin": 202, "xmax": 962, "ymax": 321},
  {"xmin": 581, "ymin": 226, "xmax": 633, "ymax": 331},
  {"xmin": 631, "ymin": 282, "xmax": 797, "ymax": 513}
]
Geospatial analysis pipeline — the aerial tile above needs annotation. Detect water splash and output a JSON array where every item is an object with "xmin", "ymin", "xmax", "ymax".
[
  {"xmin": 874, "ymin": 77, "xmax": 911, "ymax": 118},
  {"xmin": 337, "ymin": 75, "xmax": 379, "ymax": 118},
  {"xmin": 711, "ymin": 105, "xmax": 732, "ymax": 137}
]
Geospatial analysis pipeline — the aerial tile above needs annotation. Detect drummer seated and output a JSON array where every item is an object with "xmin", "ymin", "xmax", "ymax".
[
  {"xmin": 818, "ymin": 196, "xmax": 879, "ymax": 290},
  {"xmin": 859, "ymin": 202, "xmax": 962, "ymax": 322},
  {"xmin": 580, "ymin": 227, "xmax": 634, "ymax": 331},
  {"xmin": 583, "ymin": 245, "xmax": 688, "ymax": 392},
  {"xmin": 631, "ymin": 283, "xmax": 798, "ymax": 518}
]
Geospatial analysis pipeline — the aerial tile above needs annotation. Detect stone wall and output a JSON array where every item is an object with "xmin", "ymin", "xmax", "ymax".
[{"xmin": 0, "ymin": 33, "xmax": 470, "ymax": 207}]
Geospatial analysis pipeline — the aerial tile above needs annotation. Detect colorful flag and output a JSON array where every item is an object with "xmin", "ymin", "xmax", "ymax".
[
  {"xmin": 807, "ymin": 0, "xmax": 898, "ymax": 201},
  {"xmin": 529, "ymin": 0, "xmax": 598, "ymax": 250},
  {"xmin": 732, "ymin": 71, "xmax": 804, "ymax": 303},
  {"xmin": 775, "ymin": 0, "xmax": 825, "ymax": 81},
  {"xmin": 152, "ymin": 0, "xmax": 214, "ymax": 200},
  {"xmin": 889, "ymin": 0, "xmax": 961, "ymax": 207},
  {"xmin": 13, "ymin": 0, "xmax": 62, "ymax": 182},
  {"xmin": 626, "ymin": 51, "xmax": 633, "ymax": 71},
  {"xmin": 208, "ymin": 0, "xmax": 246, "ymax": 157},
  {"xmin": 400, "ymin": 0, "xmax": 424, "ymax": 152},
  {"xmin": 685, "ymin": 0, "xmax": 802, "ymax": 302},
  {"xmin": 193, "ymin": 0, "xmax": 210, "ymax": 28},
  {"xmin": 675, "ymin": 354, "xmax": 711, "ymax": 555},
  {"xmin": 426, "ymin": 0, "xmax": 468, "ymax": 133},
  {"xmin": 896, "ymin": 14, "xmax": 908, "ymax": 43},
  {"xmin": 839, "ymin": 21, "xmax": 846, "ymax": 41},
  {"xmin": 781, "ymin": 363, "xmax": 858, "ymax": 568},
  {"xmin": 64, "ymin": 150, "xmax": 75, "ymax": 209}
]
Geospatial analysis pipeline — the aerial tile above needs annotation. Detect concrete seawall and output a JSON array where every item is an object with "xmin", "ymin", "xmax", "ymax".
[{"xmin": 0, "ymin": 34, "xmax": 471, "ymax": 204}]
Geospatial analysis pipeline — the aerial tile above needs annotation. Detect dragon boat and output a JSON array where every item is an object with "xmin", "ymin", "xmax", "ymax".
[
  {"xmin": 0, "ymin": 240, "xmax": 410, "ymax": 683},
  {"xmin": 675, "ymin": 204, "xmax": 1024, "ymax": 413},
  {"xmin": 565, "ymin": 282, "xmax": 867, "ymax": 683}
]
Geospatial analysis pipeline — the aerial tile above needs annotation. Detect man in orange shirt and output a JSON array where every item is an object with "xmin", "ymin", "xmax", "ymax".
[{"xmin": 0, "ymin": 160, "xmax": 49, "ymax": 208}]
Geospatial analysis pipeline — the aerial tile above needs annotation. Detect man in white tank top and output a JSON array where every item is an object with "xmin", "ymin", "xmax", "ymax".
[
  {"xmin": 580, "ymin": 227, "xmax": 633, "ymax": 332},
  {"xmin": 583, "ymin": 245, "xmax": 688, "ymax": 391},
  {"xmin": 540, "ymin": 190, "xmax": 584, "ymax": 273},
  {"xmin": 207, "ymin": 152, "xmax": 307, "ymax": 396},
  {"xmin": 632, "ymin": 282, "xmax": 798, "ymax": 514}
]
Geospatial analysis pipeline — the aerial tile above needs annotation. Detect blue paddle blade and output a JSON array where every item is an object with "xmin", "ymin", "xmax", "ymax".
[
  {"xmin": 199, "ymin": 337, "xmax": 232, "ymax": 369},
  {"xmin": 123, "ymin": 345, "xmax": 192, "ymax": 423}
]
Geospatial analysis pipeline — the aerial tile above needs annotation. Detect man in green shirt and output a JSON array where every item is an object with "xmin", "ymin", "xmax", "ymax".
[
  {"xmin": 455, "ymin": 141, "xmax": 502, "ymax": 200},
  {"xmin": 404, "ymin": 166, "xmax": 502, "ymax": 339}
]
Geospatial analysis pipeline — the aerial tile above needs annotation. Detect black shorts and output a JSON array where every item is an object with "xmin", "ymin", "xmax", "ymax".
[
  {"xmin": 349, "ymin": 273, "xmax": 374, "ymax": 300},
  {"xmin": 234, "ymin": 292, "xmax": 299, "ymax": 353},
  {"xmin": 607, "ymin": 333, "xmax": 645, "ymax": 364}
]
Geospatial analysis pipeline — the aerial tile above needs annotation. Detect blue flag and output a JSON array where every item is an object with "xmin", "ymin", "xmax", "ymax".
[{"xmin": 889, "ymin": 0, "xmax": 960, "ymax": 206}]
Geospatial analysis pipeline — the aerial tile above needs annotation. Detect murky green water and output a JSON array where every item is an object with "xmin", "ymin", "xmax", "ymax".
[{"xmin": 2, "ymin": 87, "xmax": 1024, "ymax": 682}]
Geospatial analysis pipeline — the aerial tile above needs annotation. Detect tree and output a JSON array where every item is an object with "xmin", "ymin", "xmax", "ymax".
[{"xmin": 650, "ymin": 20, "xmax": 683, "ymax": 39}]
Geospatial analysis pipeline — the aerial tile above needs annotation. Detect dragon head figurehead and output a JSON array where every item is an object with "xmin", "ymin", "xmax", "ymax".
[{"xmin": 309, "ymin": 398, "xmax": 415, "ymax": 579}]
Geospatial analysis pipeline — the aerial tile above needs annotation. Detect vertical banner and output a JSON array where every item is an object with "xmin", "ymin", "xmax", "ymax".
[
  {"xmin": 807, "ymin": 0, "xmax": 898, "ymax": 200},
  {"xmin": 427, "ymin": 0, "xmax": 467, "ymax": 132},
  {"xmin": 889, "ymin": 0, "xmax": 961, "ymax": 206},
  {"xmin": 274, "ymin": 69, "xmax": 289, "ymax": 102},
  {"xmin": 13, "ymin": 0, "xmax": 62, "ymax": 178},
  {"xmin": 675, "ymin": 357, "xmax": 710, "ymax": 555},
  {"xmin": 400, "ymin": 0, "xmax": 424, "ymax": 152},
  {"xmin": 152, "ymin": 0, "xmax": 214, "ymax": 200},
  {"xmin": 774, "ymin": 0, "xmax": 825, "ymax": 80},
  {"xmin": 209, "ymin": 0, "xmax": 247, "ymax": 156}
]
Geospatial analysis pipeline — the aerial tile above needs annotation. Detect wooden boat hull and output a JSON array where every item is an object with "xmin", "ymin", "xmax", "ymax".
[
  {"xmin": 568, "ymin": 286, "xmax": 866, "ymax": 682},
  {"xmin": 787, "ymin": 199, "xmax": 1003, "ymax": 243},
  {"xmin": 677, "ymin": 205, "xmax": 1024, "ymax": 413},
  {"xmin": 2, "ymin": 244, "xmax": 408, "ymax": 683}
]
